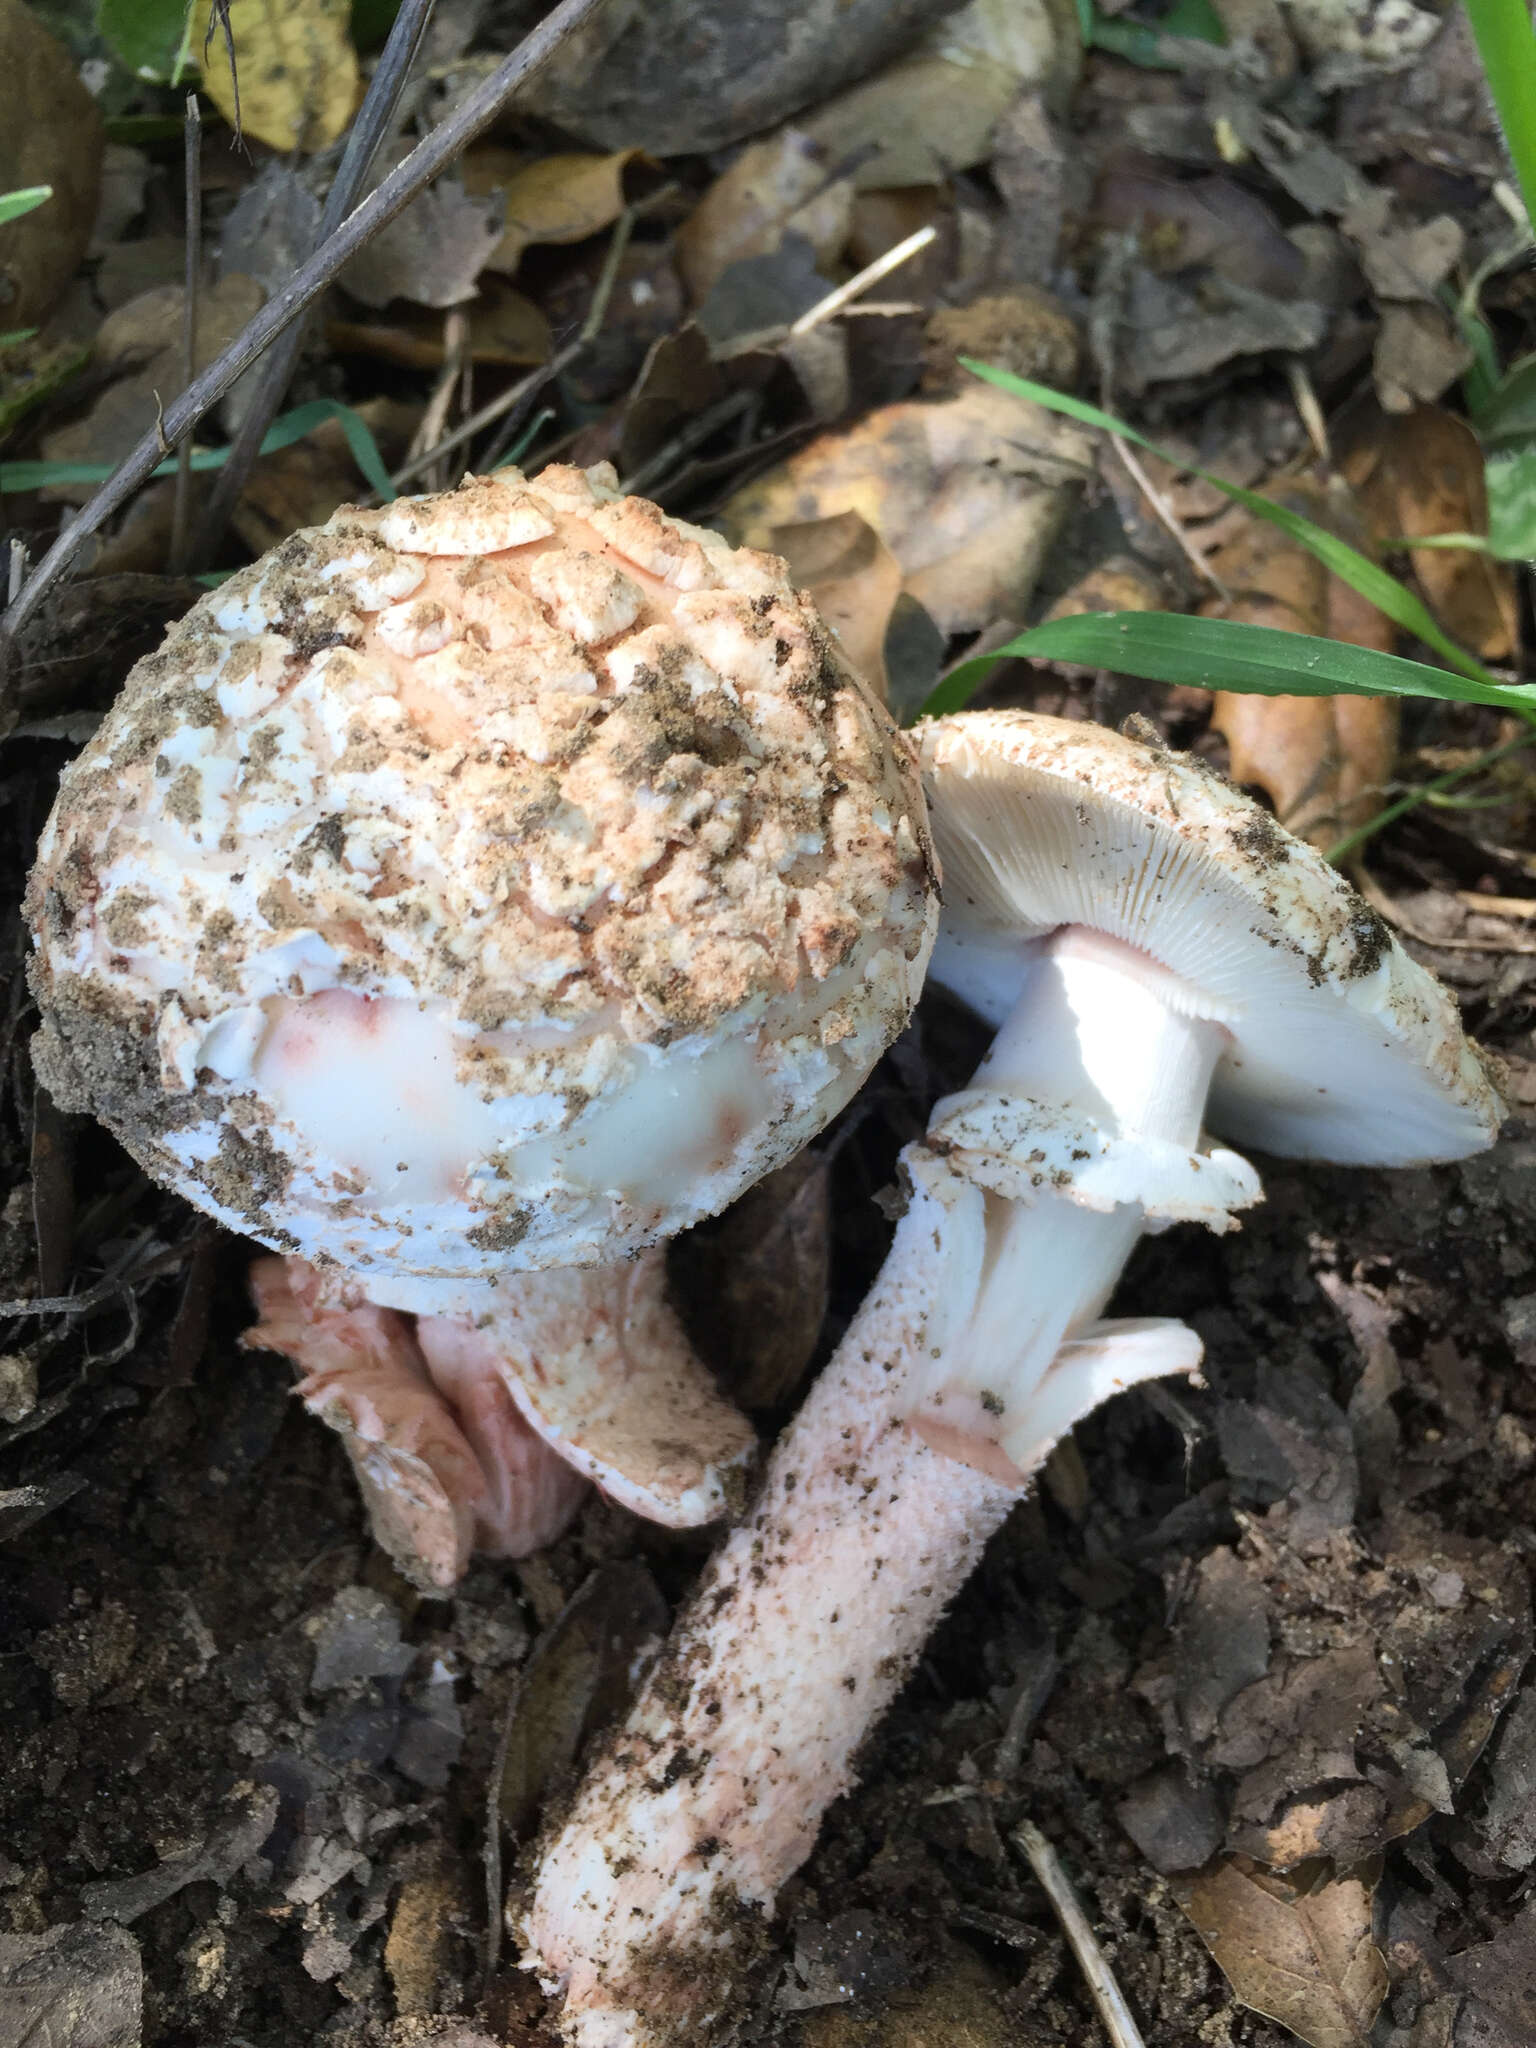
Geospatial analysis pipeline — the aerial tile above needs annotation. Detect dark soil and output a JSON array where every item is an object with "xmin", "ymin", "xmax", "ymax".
[
  {"xmin": 4, "ymin": 704, "xmax": 1536, "ymax": 2047},
  {"xmin": 6, "ymin": 4, "xmax": 1536, "ymax": 2043}
]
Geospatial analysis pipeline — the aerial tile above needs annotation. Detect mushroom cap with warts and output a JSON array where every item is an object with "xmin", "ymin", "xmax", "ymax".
[
  {"xmin": 26, "ymin": 464, "xmax": 937, "ymax": 1295},
  {"xmin": 919, "ymin": 710, "xmax": 1503, "ymax": 1166}
]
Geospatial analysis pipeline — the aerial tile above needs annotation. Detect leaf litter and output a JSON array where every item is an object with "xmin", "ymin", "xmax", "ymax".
[{"xmin": 5, "ymin": 2, "xmax": 1536, "ymax": 2046}]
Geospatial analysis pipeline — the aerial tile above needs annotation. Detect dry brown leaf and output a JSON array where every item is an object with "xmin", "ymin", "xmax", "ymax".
[
  {"xmin": 1203, "ymin": 478, "xmax": 1399, "ymax": 849},
  {"xmin": 671, "ymin": 1151, "xmax": 832, "ymax": 1411},
  {"xmin": 1372, "ymin": 301, "xmax": 1472, "ymax": 415},
  {"xmin": 494, "ymin": 1562, "xmax": 668, "ymax": 1843},
  {"xmin": 328, "ymin": 280, "xmax": 550, "ymax": 372},
  {"xmin": 676, "ymin": 131, "xmax": 852, "ymax": 305},
  {"xmin": 1174, "ymin": 1859, "xmax": 1387, "ymax": 2048},
  {"xmin": 194, "ymin": 0, "xmax": 358, "ymax": 154},
  {"xmin": 722, "ymin": 381, "xmax": 1093, "ymax": 636},
  {"xmin": 39, "ymin": 274, "xmax": 266, "ymax": 503},
  {"xmin": 770, "ymin": 511, "xmax": 904, "ymax": 701},
  {"xmin": 464, "ymin": 149, "xmax": 641, "ymax": 275},
  {"xmin": 0, "ymin": 2, "xmax": 104, "ymax": 329},
  {"xmin": 1045, "ymin": 553, "xmax": 1165, "ymax": 624},
  {"xmin": 339, "ymin": 161, "xmax": 503, "ymax": 312},
  {"xmin": 1340, "ymin": 403, "xmax": 1518, "ymax": 662},
  {"xmin": 797, "ymin": 0, "xmax": 1074, "ymax": 190}
]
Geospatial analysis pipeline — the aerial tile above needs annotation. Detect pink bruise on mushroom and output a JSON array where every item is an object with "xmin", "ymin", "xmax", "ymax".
[
  {"xmin": 246, "ymin": 1256, "xmax": 587, "ymax": 1590},
  {"xmin": 26, "ymin": 462, "xmax": 938, "ymax": 1586}
]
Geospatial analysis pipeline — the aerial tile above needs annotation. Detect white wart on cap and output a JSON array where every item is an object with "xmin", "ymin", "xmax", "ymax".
[
  {"xmin": 27, "ymin": 464, "xmax": 937, "ymax": 1296},
  {"xmin": 921, "ymin": 710, "xmax": 1503, "ymax": 1167}
]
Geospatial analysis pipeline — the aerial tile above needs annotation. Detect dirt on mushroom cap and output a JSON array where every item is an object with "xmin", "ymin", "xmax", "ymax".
[{"xmin": 26, "ymin": 463, "xmax": 937, "ymax": 1281}]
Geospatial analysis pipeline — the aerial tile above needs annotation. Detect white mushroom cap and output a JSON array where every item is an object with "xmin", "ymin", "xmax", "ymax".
[
  {"xmin": 919, "ymin": 711, "xmax": 1503, "ymax": 1167},
  {"xmin": 27, "ymin": 465, "xmax": 936, "ymax": 1288}
]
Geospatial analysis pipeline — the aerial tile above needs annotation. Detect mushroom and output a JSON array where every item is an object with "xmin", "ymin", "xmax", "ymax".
[
  {"xmin": 522, "ymin": 708, "xmax": 1503, "ymax": 2044},
  {"xmin": 25, "ymin": 462, "xmax": 937, "ymax": 1588}
]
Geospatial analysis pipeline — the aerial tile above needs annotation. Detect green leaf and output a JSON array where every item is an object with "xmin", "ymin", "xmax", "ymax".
[
  {"xmin": 1474, "ymin": 351, "xmax": 1536, "ymax": 446},
  {"xmin": 0, "ymin": 186, "xmax": 52, "ymax": 227},
  {"xmin": 0, "ymin": 328, "xmax": 37, "ymax": 348},
  {"xmin": 1486, "ymin": 445, "xmax": 1536, "ymax": 561},
  {"xmin": 95, "ymin": 0, "xmax": 192, "ymax": 81},
  {"xmin": 961, "ymin": 358, "xmax": 1503, "ymax": 691},
  {"xmin": 922, "ymin": 613, "xmax": 1536, "ymax": 722},
  {"xmin": 0, "ymin": 398, "xmax": 396, "ymax": 500},
  {"xmin": 1464, "ymin": 0, "xmax": 1536, "ymax": 233},
  {"xmin": 1090, "ymin": 0, "xmax": 1225, "ymax": 63}
]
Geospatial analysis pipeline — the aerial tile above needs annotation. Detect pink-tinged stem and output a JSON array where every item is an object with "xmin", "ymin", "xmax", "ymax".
[
  {"xmin": 521, "ymin": 1122, "xmax": 1202, "ymax": 2044},
  {"xmin": 519, "ymin": 1164, "xmax": 1017, "ymax": 2046}
]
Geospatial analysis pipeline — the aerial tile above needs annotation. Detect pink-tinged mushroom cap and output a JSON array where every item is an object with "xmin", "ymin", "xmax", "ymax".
[{"xmin": 26, "ymin": 463, "xmax": 936, "ymax": 1295}]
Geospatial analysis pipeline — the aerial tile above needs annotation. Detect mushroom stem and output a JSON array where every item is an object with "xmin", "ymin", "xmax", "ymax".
[
  {"xmin": 910, "ymin": 925, "xmax": 1249, "ymax": 1479},
  {"xmin": 520, "ymin": 1060, "xmax": 1211, "ymax": 2044},
  {"xmin": 520, "ymin": 1159, "xmax": 1022, "ymax": 2046},
  {"xmin": 248, "ymin": 1249, "xmax": 759, "ymax": 1591}
]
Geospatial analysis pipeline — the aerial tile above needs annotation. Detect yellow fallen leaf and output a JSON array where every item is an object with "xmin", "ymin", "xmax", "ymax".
[
  {"xmin": 464, "ymin": 149, "xmax": 641, "ymax": 274},
  {"xmin": 195, "ymin": 0, "xmax": 357, "ymax": 154},
  {"xmin": 769, "ymin": 510, "xmax": 904, "ymax": 702},
  {"xmin": 1341, "ymin": 402, "xmax": 1519, "ymax": 663},
  {"xmin": 676, "ymin": 131, "xmax": 852, "ymax": 304},
  {"xmin": 722, "ymin": 383, "xmax": 1092, "ymax": 636}
]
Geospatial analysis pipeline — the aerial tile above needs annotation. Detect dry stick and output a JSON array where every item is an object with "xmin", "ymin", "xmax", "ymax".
[
  {"xmin": 1111, "ymin": 434, "xmax": 1232, "ymax": 605},
  {"xmin": 409, "ymin": 306, "xmax": 472, "ymax": 491},
  {"xmin": 1013, "ymin": 1821, "xmax": 1148, "ymax": 2048},
  {"xmin": 169, "ymin": 94, "xmax": 202, "ymax": 577},
  {"xmin": 198, "ymin": 0, "xmax": 441, "ymax": 558},
  {"xmin": 0, "ymin": 0, "xmax": 604, "ymax": 667},
  {"xmin": 787, "ymin": 223, "xmax": 936, "ymax": 337},
  {"xmin": 616, "ymin": 224, "xmax": 943, "ymax": 495},
  {"xmin": 378, "ymin": 192, "xmax": 652, "ymax": 498}
]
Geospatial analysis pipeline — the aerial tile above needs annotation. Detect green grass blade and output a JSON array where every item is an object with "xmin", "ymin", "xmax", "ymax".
[
  {"xmin": 0, "ymin": 186, "xmax": 52, "ymax": 226},
  {"xmin": 921, "ymin": 612, "xmax": 1536, "ymax": 721},
  {"xmin": 1464, "ymin": 0, "xmax": 1536, "ymax": 231},
  {"xmin": 961, "ymin": 357, "xmax": 1502, "ymax": 690},
  {"xmin": 0, "ymin": 398, "xmax": 395, "ymax": 500}
]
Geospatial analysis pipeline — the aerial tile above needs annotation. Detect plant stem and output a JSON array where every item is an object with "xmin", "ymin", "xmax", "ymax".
[
  {"xmin": 169, "ymin": 94, "xmax": 201, "ymax": 577},
  {"xmin": 1466, "ymin": 0, "xmax": 1536, "ymax": 232},
  {"xmin": 199, "ymin": 0, "xmax": 439, "ymax": 560},
  {"xmin": 1325, "ymin": 730, "xmax": 1535, "ymax": 866}
]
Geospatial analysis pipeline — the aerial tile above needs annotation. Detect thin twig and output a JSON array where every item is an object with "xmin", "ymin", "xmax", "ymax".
[
  {"xmin": 169, "ymin": 94, "xmax": 202, "ymax": 576},
  {"xmin": 199, "ymin": 0, "xmax": 440, "ymax": 558},
  {"xmin": 1324, "ymin": 730, "xmax": 1533, "ymax": 866},
  {"xmin": 1111, "ymin": 436, "xmax": 1232, "ymax": 603},
  {"xmin": 0, "ymin": 1238, "xmax": 193, "ymax": 1321},
  {"xmin": 6, "ymin": 540, "xmax": 25, "ymax": 608},
  {"xmin": 381, "ymin": 191, "xmax": 654, "ymax": 497},
  {"xmin": 1353, "ymin": 865, "xmax": 1536, "ymax": 956},
  {"xmin": 1013, "ymin": 1821, "xmax": 1147, "ymax": 2048},
  {"xmin": 1285, "ymin": 357, "xmax": 1330, "ymax": 466},
  {"xmin": 409, "ymin": 306, "xmax": 471, "ymax": 491},
  {"xmin": 0, "ymin": 0, "xmax": 604, "ymax": 664},
  {"xmin": 383, "ymin": 347, "xmax": 580, "ymax": 499},
  {"xmin": 620, "ymin": 388, "xmax": 754, "ymax": 496},
  {"xmin": 787, "ymin": 223, "xmax": 937, "ymax": 336}
]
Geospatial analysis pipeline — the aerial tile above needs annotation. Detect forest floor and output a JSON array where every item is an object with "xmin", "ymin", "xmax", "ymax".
[{"xmin": 4, "ymin": 2, "xmax": 1536, "ymax": 2044}]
